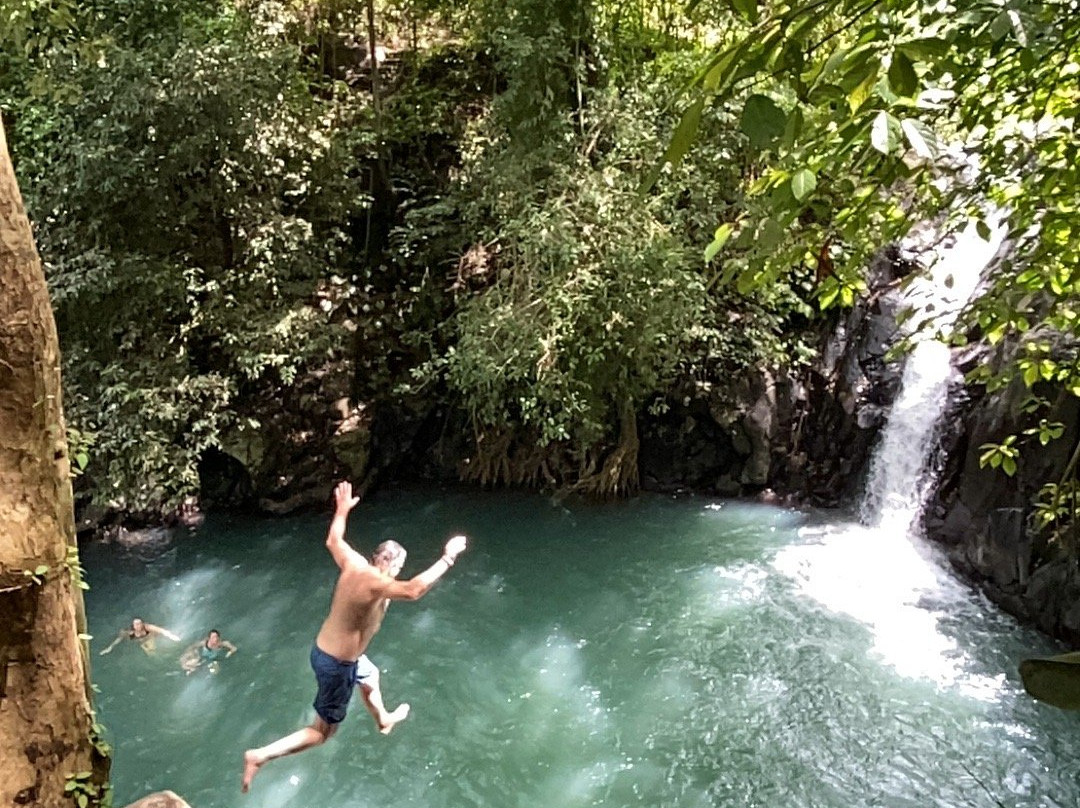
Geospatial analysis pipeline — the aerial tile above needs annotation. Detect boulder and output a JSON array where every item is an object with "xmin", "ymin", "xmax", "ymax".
[{"xmin": 123, "ymin": 791, "xmax": 192, "ymax": 808}]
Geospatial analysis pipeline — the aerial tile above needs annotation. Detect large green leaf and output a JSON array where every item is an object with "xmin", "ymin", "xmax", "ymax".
[
  {"xmin": 704, "ymin": 222, "xmax": 735, "ymax": 262},
  {"xmin": 887, "ymin": 50, "xmax": 918, "ymax": 97},
  {"xmin": 895, "ymin": 37, "xmax": 949, "ymax": 61},
  {"xmin": 730, "ymin": 0, "xmax": 758, "ymax": 23},
  {"xmin": 791, "ymin": 168, "xmax": 817, "ymax": 201},
  {"xmin": 847, "ymin": 68, "xmax": 879, "ymax": 114},
  {"xmin": 1020, "ymin": 652, "xmax": 1080, "ymax": 709},
  {"xmin": 782, "ymin": 105, "xmax": 804, "ymax": 149},
  {"xmin": 741, "ymin": 94, "xmax": 786, "ymax": 149},
  {"xmin": 900, "ymin": 118, "xmax": 939, "ymax": 160},
  {"xmin": 870, "ymin": 110, "xmax": 901, "ymax": 154}
]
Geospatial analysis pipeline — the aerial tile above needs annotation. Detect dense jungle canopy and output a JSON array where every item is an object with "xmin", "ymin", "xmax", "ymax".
[{"xmin": 1, "ymin": 0, "xmax": 1078, "ymax": 531}]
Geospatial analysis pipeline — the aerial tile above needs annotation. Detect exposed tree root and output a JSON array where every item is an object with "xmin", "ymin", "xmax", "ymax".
[
  {"xmin": 462, "ymin": 403, "xmax": 640, "ymax": 499},
  {"xmin": 568, "ymin": 403, "xmax": 639, "ymax": 499}
]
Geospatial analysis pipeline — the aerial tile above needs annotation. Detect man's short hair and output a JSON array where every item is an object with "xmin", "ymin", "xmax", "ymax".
[{"xmin": 372, "ymin": 539, "xmax": 406, "ymax": 565}]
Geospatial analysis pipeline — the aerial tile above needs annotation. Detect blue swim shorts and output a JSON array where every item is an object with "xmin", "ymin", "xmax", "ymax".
[{"xmin": 310, "ymin": 644, "xmax": 358, "ymax": 725}]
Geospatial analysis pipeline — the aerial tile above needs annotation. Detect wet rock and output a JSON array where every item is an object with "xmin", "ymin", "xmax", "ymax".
[
  {"xmin": 123, "ymin": 791, "xmax": 192, "ymax": 808},
  {"xmin": 925, "ymin": 375, "xmax": 1080, "ymax": 644},
  {"xmin": 110, "ymin": 526, "xmax": 174, "ymax": 549}
]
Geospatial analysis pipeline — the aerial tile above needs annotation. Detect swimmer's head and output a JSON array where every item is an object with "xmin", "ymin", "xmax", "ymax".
[
  {"xmin": 132, "ymin": 618, "xmax": 145, "ymax": 632},
  {"xmin": 207, "ymin": 629, "xmax": 221, "ymax": 647},
  {"xmin": 372, "ymin": 540, "xmax": 407, "ymax": 577}
]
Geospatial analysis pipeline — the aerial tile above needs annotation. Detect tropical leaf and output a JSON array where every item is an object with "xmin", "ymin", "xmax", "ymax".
[
  {"xmin": 791, "ymin": 168, "xmax": 817, "ymax": 201},
  {"xmin": 741, "ymin": 94, "xmax": 786, "ymax": 149},
  {"xmin": 870, "ymin": 110, "xmax": 901, "ymax": 154},
  {"xmin": 887, "ymin": 51, "xmax": 918, "ymax": 97},
  {"xmin": 900, "ymin": 118, "xmax": 938, "ymax": 160},
  {"xmin": 704, "ymin": 222, "xmax": 735, "ymax": 262}
]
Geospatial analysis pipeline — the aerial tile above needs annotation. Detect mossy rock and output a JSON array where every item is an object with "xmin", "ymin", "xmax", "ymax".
[{"xmin": 1019, "ymin": 651, "xmax": 1080, "ymax": 710}]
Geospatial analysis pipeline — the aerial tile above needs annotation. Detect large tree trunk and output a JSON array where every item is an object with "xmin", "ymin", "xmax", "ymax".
[{"xmin": 0, "ymin": 116, "xmax": 109, "ymax": 805}]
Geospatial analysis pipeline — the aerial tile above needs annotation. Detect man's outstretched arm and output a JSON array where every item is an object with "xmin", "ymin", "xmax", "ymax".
[
  {"xmin": 383, "ymin": 534, "xmax": 467, "ymax": 601},
  {"xmin": 326, "ymin": 481, "xmax": 366, "ymax": 570}
]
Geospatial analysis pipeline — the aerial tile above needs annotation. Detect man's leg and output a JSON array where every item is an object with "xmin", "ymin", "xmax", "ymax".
[
  {"xmin": 241, "ymin": 717, "xmax": 337, "ymax": 793},
  {"xmin": 356, "ymin": 663, "xmax": 410, "ymax": 734}
]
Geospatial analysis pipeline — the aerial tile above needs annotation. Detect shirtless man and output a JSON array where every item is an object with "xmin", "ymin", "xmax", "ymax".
[
  {"xmin": 241, "ymin": 481, "xmax": 467, "ymax": 793},
  {"xmin": 99, "ymin": 617, "xmax": 181, "ymax": 655}
]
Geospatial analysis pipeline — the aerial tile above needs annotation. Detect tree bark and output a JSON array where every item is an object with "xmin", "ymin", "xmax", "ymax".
[{"xmin": 0, "ymin": 115, "xmax": 108, "ymax": 805}]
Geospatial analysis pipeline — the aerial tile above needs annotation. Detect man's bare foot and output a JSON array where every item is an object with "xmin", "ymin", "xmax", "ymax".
[
  {"xmin": 378, "ymin": 703, "xmax": 410, "ymax": 735},
  {"xmin": 241, "ymin": 750, "xmax": 263, "ymax": 793}
]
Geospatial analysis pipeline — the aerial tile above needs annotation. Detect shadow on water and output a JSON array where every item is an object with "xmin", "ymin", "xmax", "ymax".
[{"xmin": 83, "ymin": 487, "xmax": 1078, "ymax": 808}]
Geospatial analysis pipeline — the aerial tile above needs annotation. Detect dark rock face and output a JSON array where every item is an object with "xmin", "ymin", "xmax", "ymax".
[
  {"xmin": 638, "ymin": 248, "xmax": 910, "ymax": 506},
  {"xmin": 773, "ymin": 250, "xmax": 909, "ymax": 504},
  {"xmin": 635, "ymin": 239, "xmax": 1080, "ymax": 643},
  {"xmin": 925, "ymin": 377, "xmax": 1080, "ymax": 643},
  {"xmin": 184, "ymin": 367, "xmax": 438, "ymax": 521}
]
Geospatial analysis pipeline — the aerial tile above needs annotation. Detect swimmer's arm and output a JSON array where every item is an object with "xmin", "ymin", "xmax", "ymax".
[
  {"xmin": 180, "ymin": 641, "xmax": 201, "ymax": 661},
  {"xmin": 326, "ymin": 481, "xmax": 367, "ymax": 570},
  {"xmin": 147, "ymin": 624, "xmax": 181, "ymax": 642},
  {"xmin": 99, "ymin": 630, "xmax": 126, "ymax": 655},
  {"xmin": 223, "ymin": 640, "xmax": 238, "ymax": 656}
]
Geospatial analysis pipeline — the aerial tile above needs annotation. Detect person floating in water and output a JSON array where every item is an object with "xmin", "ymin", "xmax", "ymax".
[
  {"xmin": 241, "ymin": 480, "xmax": 467, "ymax": 793},
  {"xmin": 99, "ymin": 617, "xmax": 181, "ymax": 655},
  {"xmin": 181, "ymin": 629, "xmax": 237, "ymax": 674}
]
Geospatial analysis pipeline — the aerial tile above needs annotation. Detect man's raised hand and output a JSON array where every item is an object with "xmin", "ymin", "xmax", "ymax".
[
  {"xmin": 334, "ymin": 481, "xmax": 361, "ymax": 513},
  {"xmin": 444, "ymin": 534, "xmax": 467, "ymax": 561}
]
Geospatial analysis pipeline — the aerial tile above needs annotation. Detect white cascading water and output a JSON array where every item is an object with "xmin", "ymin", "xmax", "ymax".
[
  {"xmin": 773, "ymin": 217, "xmax": 1007, "ymax": 689},
  {"xmin": 860, "ymin": 219, "xmax": 1007, "ymax": 531}
]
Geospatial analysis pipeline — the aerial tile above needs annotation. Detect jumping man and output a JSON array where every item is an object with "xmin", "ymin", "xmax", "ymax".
[{"xmin": 241, "ymin": 481, "xmax": 467, "ymax": 792}]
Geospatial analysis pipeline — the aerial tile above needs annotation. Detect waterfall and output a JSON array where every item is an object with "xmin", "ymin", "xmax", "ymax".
[
  {"xmin": 773, "ymin": 216, "xmax": 1008, "ymax": 687},
  {"xmin": 859, "ymin": 218, "xmax": 1007, "ymax": 534}
]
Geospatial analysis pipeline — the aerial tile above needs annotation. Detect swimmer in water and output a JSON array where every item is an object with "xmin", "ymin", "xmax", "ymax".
[
  {"xmin": 180, "ymin": 629, "xmax": 237, "ymax": 674},
  {"xmin": 99, "ymin": 617, "xmax": 181, "ymax": 655}
]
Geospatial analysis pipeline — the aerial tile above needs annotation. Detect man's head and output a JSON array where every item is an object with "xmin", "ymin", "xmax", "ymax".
[
  {"xmin": 372, "ymin": 539, "xmax": 407, "ymax": 577},
  {"xmin": 132, "ymin": 618, "xmax": 145, "ymax": 632},
  {"xmin": 207, "ymin": 629, "xmax": 221, "ymax": 647}
]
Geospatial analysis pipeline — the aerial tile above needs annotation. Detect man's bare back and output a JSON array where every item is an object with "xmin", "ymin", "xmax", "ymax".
[{"xmin": 315, "ymin": 566, "xmax": 393, "ymax": 661}]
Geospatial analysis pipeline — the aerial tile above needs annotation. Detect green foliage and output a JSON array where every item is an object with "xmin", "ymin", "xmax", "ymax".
[
  {"xmin": 64, "ymin": 770, "xmax": 111, "ymax": 808},
  {"xmin": 66, "ymin": 425, "xmax": 93, "ymax": 478},
  {"xmin": 1033, "ymin": 480, "xmax": 1079, "ymax": 533},
  {"xmin": 6, "ymin": 4, "xmax": 367, "ymax": 513},
  {"xmin": 66, "ymin": 539, "xmax": 91, "ymax": 592},
  {"xmin": 469, "ymin": 0, "xmax": 591, "ymax": 147},
  {"xmin": 22, "ymin": 564, "xmax": 50, "ymax": 586},
  {"xmin": 978, "ymin": 435, "xmax": 1019, "ymax": 477},
  {"xmin": 446, "ymin": 154, "xmax": 703, "ymax": 448},
  {"xmin": 669, "ymin": 0, "xmax": 1079, "ymax": 322},
  {"xmin": 8, "ymin": 0, "xmax": 821, "ymax": 508},
  {"xmin": 656, "ymin": 0, "xmax": 1080, "ymax": 540},
  {"xmin": 399, "ymin": 44, "xmax": 813, "ymax": 481}
]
